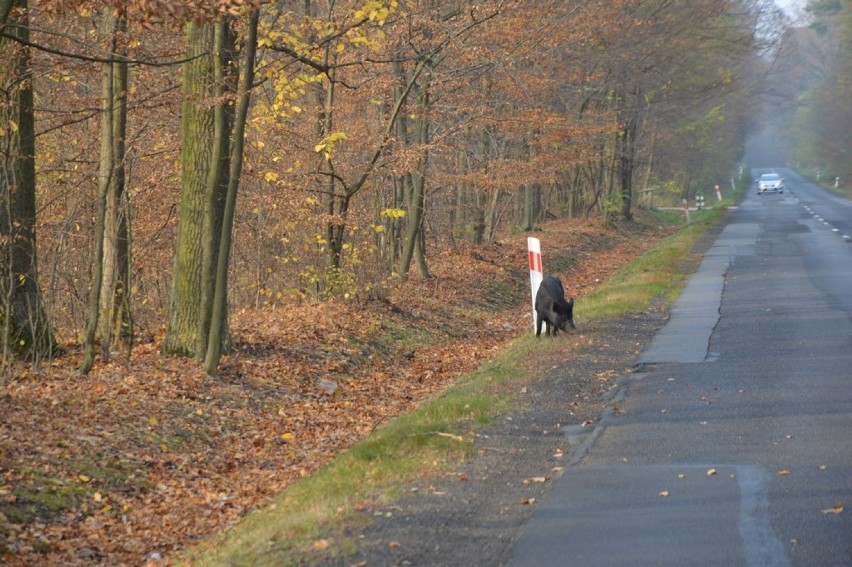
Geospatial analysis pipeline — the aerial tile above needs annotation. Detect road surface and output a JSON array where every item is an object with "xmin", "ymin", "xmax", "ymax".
[{"xmin": 510, "ymin": 171, "xmax": 852, "ymax": 566}]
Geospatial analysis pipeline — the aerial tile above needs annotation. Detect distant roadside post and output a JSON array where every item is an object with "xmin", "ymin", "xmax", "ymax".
[{"xmin": 528, "ymin": 237, "xmax": 543, "ymax": 331}]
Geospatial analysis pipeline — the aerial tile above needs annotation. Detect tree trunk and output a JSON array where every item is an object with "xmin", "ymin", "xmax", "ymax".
[
  {"xmin": 164, "ymin": 20, "xmax": 234, "ymax": 357},
  {"xmin": 204, "ymin": 9, "xmax": 258, "ymax": 375},
  {"xmin": 399, "ymin": 76, "xmax": 430, "ymax": 278},
  {"xmin": 199, "ymin": 19, "xmax": 236, "ymax": 354},
  {"xmin": 521, "ymin": 184, "xmax": 537, "ymax": 231},
  {"xmin": 0, "ymin": 0, "xmax": 55, "ymax": 365},
  {"xmin": 619, "ymin": 113, "xmax": 638, "ymax": 220},
  {"xmin": 80, "ymin": 9, "xmax": 120, "ymax": 374},
  {"xmin": 96, "ymin": 5, "xmax": 131, "ymax": 356}
]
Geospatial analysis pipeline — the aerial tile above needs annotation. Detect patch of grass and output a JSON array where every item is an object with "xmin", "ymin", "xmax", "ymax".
[
  {"xmin": 4, "ymin": 468, "xmax": 89, "ymax": 525},
  {"xmin": 184, "ymin": 343, "xmax": 531, "ymax": 566},
  {"xmin": 370, "ymin": 314, "xmax": 438, "ymax": 354},
  {"xmin": 182, "ymin": 207, "xmax": 729, "ymax": 567},
  {"xmin": 579, "ymin": 208, "xmax": 726, "ymax": 321}
]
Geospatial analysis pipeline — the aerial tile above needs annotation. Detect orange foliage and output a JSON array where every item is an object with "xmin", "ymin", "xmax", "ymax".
[{"xmin": 0, "ymin": 218, "xmax": 668, "ymax": 565}]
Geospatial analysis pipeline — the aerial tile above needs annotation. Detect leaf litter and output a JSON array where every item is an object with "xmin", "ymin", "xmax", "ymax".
[{"xmin": 0, "ymin": 219, "xmax": 664, "ymax": 565}]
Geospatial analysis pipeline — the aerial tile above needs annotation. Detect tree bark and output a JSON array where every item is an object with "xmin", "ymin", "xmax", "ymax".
[
  {"xmin": 204, "ymin": 9, "xmax": 259, "ymax": 375},
  {"xmin": 399, "ymin": 76, "xmax": 430, "ymax": 279},
  {"xmin": 79, "ymin": 45, "xmax": 114, "ymax": 374},
  {"xmin": 96, "ymin": 5, "xmax": 131, "ymax": 356},
  {"xmin": 0, "ymin": 0, "xmax": 55, "ymax": 364},
  {"xmin": 163, "ymin": 20, "xmax": 234, "ymax": 357}
]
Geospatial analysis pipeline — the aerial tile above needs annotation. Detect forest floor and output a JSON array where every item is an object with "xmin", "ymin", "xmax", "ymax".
[{"xmin": 0, "ymin": 214, "xmax": 679, "ymax": 566}]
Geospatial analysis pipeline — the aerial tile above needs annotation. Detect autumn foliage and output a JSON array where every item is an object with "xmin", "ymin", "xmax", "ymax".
[
  {"xmin": 0, "ymin": 0, "xmax": 782, "ymax": 563},
  {"xmin": 1, "ymin": 218, "xmax": 663, "ymax": 564}
]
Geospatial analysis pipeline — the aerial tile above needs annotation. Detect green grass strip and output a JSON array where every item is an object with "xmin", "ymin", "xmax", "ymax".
[{"xmin": 183, "ymin": 203, "xmax": 733, "ymax": 566}]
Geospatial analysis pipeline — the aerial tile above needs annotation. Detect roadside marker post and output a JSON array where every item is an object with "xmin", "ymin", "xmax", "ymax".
[{"xmin": 528, "ymin": 237, "xmax": 543, "ymax": 331}]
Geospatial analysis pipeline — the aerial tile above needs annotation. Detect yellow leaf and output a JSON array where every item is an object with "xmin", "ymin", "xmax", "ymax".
[
  {"xmin": 78, "ymin": 474, "xmax": 91, "ymax": 483},
  {"xmin": 264, "ymin": 172, "xmax": 279, "ymax": 183},
  {"xmin": 149, "ymin": 416, "xmax": 158, "ymax": 426},
  {"xmin": 9, "ymin": 120, "xmax": 18, "ymax": 133},
  {"xmin": 282, "ymin": 432, "xmax": 296, "ymax": 441}
]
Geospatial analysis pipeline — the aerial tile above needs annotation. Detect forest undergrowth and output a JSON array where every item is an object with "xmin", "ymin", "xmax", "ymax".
[{"xmin": 0, "ymin": 215, "xmax": 673, "ymax": 566}]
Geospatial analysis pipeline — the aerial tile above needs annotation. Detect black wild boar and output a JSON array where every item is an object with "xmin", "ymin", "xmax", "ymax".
[{"xmin": 535, "ymin": 275, "xmax": 576, "ymax": 337}]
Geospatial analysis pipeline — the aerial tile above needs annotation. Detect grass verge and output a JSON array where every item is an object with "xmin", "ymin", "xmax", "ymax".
[{"xmin": 182, "ymin": 205, "xmax": 731, "ymax": 566}]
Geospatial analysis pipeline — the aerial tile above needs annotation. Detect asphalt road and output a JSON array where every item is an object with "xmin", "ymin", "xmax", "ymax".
[{"xmin": 509, "ymin": 171, "xmax": 852, "ymax": 566}]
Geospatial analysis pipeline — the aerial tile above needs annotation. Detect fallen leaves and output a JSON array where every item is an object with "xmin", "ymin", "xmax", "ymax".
[
  {"xmin": 821, "ymin": 503, "xmax": 844, "ymax": 515},
  {"xmin": 0, "ymin": 220, "xmax": 667, "ymax": 565}
]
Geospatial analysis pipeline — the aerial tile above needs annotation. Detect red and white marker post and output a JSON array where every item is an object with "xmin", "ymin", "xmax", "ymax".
[{"xmin": 528, "ymin": 237, "xmax": 543, "ymax": 331}]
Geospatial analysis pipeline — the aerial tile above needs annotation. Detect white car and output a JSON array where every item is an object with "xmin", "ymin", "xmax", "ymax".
[{"xmin": 757, "ymin": 173, "xmax": 784, "ymax": 194}]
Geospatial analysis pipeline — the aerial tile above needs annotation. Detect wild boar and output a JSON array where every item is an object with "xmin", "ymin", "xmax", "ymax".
[{"xmin": 535, "ymin": 275, "xmax": 576, "ymax": 337}]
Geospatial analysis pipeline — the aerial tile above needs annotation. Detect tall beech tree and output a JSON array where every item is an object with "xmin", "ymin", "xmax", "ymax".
[
  {"xmin": 96, "ymin": 6, "xmax": 131, "ymax": 358},
  {"xmin": 0, "ymin": 0, "xmax": 55, "ymax": 363},
  {"xmin": 80, "ymin": 5, "xmax": 131, "ymax": 374},
  {"xmin": 163, "ymin": 18, "xmax": 237, "ymax": 358},
  {"xmin": 204, "ymin": 8, "xmax": 259, "ymax": 375}
]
